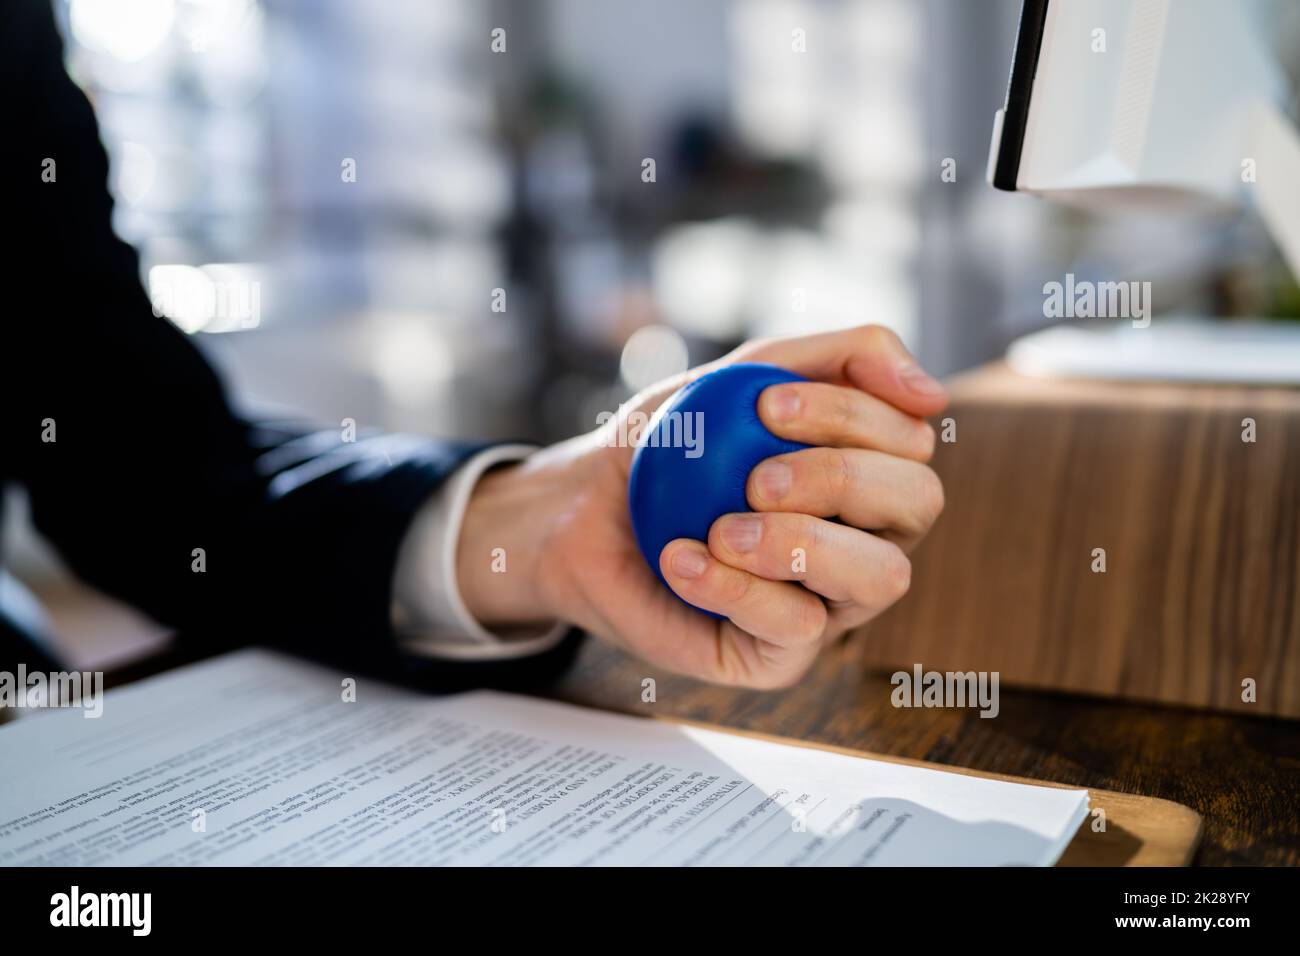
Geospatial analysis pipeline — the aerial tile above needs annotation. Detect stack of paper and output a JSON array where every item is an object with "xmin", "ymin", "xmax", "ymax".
[{"xmin": 0, "ymin": 650, "xmax": 1088, "ymax": 866}]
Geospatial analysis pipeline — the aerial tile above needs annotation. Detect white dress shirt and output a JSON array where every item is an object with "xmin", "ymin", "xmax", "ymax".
[{"xmin": 391, "ymin": 445, "xmax": 569, "ymax": 660}]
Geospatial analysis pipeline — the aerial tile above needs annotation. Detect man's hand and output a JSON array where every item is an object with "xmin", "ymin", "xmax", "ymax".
[{"xmin": 455, "ymin": 325, "xmax": 948, "ymax": 689}]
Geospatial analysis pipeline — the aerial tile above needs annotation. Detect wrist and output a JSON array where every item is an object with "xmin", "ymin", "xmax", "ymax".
[{"xmin": 455, "ymin": 452, "xmax": 575, "ymax": 629}]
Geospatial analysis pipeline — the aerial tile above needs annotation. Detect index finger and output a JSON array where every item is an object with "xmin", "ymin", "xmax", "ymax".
[
  {"xmin": 756, "ymin": 381, "xmax": 936, "ymax": 461},
  {"xmin": 742, "ymin": 324, "xmax": 948, "ymax": 419}
]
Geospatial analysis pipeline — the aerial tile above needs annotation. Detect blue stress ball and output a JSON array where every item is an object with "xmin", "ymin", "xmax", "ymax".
[{"xmin": 628, "ymin": 363, "xmax": 809, "ymax": 615}]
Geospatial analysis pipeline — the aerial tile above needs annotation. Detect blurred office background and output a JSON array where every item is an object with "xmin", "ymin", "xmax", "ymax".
[{"xmin": 6, "ymin": 0, "xmax": 1300, "ymax": 665}]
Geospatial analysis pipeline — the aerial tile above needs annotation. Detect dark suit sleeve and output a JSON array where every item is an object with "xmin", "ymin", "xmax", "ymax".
[{"xmin": 2, "ymin": 1, "xmax": 487, "ymax": 664}]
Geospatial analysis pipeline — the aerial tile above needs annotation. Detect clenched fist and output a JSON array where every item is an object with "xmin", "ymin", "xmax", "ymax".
[{"xmin": 456, "ymin": 325, "xmax": 948, "ymax": 689}]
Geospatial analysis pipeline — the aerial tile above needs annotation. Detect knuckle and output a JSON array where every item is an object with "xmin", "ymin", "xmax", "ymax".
[
  {"xmin": 818, "ymin": 448, "xmax": 855, "ymax": 501},
  {"xmin": 862, "ymin": 324, "xmax": 899, "ymax": 353},
  {"xmin": 802, "ymin": 514, "xmax": 833, "ymax": 558},
  {"xmin": 713, "ymin": 566, "xmax": 754, "ymax": 606},
  {"xmin": 832, "ymin": 388, "xmax": 856, "ymax": 432},
  {"xmin": 915, "ymin": 466, "xmax": 945, "ymax": 528},
  {"xmin": 791, "ymin": 597, "xmax": 828, "ymax": 643},
  {"xmin": 915, "ymin": 421, "xmax": 937, "ymax": 461},
  {"xmin": 880, "ymin": 544, "xmax": 913, "ymax": 601}
]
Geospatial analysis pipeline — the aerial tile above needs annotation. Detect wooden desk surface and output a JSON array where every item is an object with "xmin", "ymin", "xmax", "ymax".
[{"xmin": 541, "ymin": 637, "xmax": 1300, "ymax": 866}]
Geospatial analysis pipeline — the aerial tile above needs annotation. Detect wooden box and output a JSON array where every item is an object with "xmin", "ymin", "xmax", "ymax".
[{"xmin": 858, "ymin": 363, "xmax": 1300, "ymax": 718}]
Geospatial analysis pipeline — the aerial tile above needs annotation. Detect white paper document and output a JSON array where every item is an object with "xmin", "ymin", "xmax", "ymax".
[{"xmin": 0, "ymin": 649, "xmax": 1088, "ymax": 866}]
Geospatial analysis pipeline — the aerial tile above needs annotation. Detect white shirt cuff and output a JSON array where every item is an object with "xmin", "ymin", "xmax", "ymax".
[{"xmin": 392, "ymin": 444, "xmax": 569, "ymax": 661}]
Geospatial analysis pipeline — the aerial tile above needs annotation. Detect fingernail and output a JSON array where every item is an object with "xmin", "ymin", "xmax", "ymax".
[
  {"xmin": 898, "ymin": 363, "xmax": 946, "ymax": 396},
  {"xmin": 767, "ymin": 386, "xmax": 802, "ymax": 422},
  {"xmin": 671, "ymin": 547, "xmax": 708, "ymax": 579},
  {"xmin": 720, "ymin": 514, "xmax": 763, "ymax": 553},
  {"xmin": 753, "ymin": 460, "xmax": 792, "ymax": 502}
]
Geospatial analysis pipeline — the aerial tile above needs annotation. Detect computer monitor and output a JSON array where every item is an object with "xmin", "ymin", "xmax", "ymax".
[{"xmin": 987, "ymin": 0, "xmax": 1300, "ymax": 280}]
